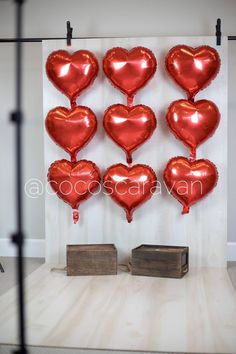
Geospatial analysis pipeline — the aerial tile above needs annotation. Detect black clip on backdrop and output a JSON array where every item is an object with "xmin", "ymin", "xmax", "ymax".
[
  {"xmin": 67, "ymin": 20, "xmax": 73, "ymax": 46},
  {"xmin": 216, "ymin": 18, "xmax": 222, "ymax": 45},
  {"xmin": 10, "ymin": 0, "xmax": 27, "ymax": 353}
]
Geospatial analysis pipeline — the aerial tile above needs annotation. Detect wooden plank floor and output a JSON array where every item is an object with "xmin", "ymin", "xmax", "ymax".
[
  {"xmin": 0, "ymin": 262, "xmax": 236, "ymax": 353},
  {"xmin": 0, "ymin": 257, "xmax": 44, "ymax": 296}
]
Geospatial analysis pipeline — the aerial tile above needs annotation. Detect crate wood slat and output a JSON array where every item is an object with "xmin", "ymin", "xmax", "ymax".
[
  {"xmin": 67, "ymin": 244, "xmax": 117, "ymax": 276},
  {"xmin": 131, "ymin": 244, "xmax": 189, "ymax": 278}
]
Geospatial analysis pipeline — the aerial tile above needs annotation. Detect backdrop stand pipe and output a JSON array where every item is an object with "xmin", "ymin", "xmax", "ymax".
[
  {"xmin": 0, "ymin": 18, "xmax": 235, "ymax": 43},
  {"xmin": 0, "ymin": 36, "xmax": 235, "ymax": 43},
  {"xmin": 10, "ymin": 0, "xmax": 27, "ymax": 353}
]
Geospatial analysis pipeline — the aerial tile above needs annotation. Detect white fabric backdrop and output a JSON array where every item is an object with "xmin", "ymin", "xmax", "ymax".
[{"xmin": 43, "ymin": 36, "xmax": 227, "ymax": 267}]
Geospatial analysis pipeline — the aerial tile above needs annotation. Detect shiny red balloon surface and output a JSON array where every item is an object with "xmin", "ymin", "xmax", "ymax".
[
  {"xmin": 166, "ymin": 45, "xmax": 220, "ymax": 99},
  {"xmin": 48, "ymin": 159, "xmax": 100, "ymax": 223},
  {"xmin": 46, "ymin": 106, "xmax": 97, "ymax": 162},
  {"xmin": 166, "ymin": 99, "xmax": 220, "ymax": 158},
  {"xmin": 104, "ymin": 104, "xmax": 157, "ymax": 163},
  {"xmin": 103, "ymin": 47, "xmax": 157, "ymax": 98},
  {"xmin": 103, "ymin": 163, "xmax": 157, "ymax": 223},
  {"xmin": 46, "ymin": 50, "xmax": 98, "ymax": 106},
  {"xmin": 163, "ymin": 157, "xmax": 218, "ymax": 214}
]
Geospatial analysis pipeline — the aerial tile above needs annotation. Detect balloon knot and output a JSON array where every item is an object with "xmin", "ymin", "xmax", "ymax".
[
  {"xmin": 126, "ymin": 153, "xmax": 132, "ymax": 165},
  {"xmin": 71, "ymin": 154, "xmax": 77, "ymax": 163},
  {"xmin": 127, "ymin": 95, "xmax": 134, "ymax": 107},
  {"xmin": 189, "ymin": 96, "xmax": 195, "ymax": 103},
  {"xmin": 126, "ymin": 210, "xmax": 133, "ymax": 223},
  {"xmin": 182, "ymin": 206, "xmax": 190, "ymax": 214},
  {"xmin": 189, "ymin": 148, "xmax": 196, "ymax": 162},
  {"xmin": 70, "ymin": 99, "xmax": 77, "ymax": 109},
  {"xmin": 73, "ymin": 209, "xmax": 79, "ymax": 224}
]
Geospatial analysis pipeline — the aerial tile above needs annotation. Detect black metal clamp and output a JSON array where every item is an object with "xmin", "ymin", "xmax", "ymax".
[
  {"xmin": 11, "ymin": 232, "xmax": 24, "ymax": 246},
  {"xmin": 66, "ymin": 21, "xmax": 73, "ymax": 46},
  {"xmin": 10, "ymin": 110, "xmax": 23, "ymax": 124},
  {"xmin": 216, "ymin": 18, "xmax": 221, "ymax": 46}
]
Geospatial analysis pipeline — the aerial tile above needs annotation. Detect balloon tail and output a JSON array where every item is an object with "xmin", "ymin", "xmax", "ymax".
[
  {"xmin": 70, "ymin": 98, "xmax": 77, "ymax": 109},
  {"xmin": 182, "ymin": 205, "xmax": 190, "ymax": 214},
  {"xmin": 73, "ymin": 209, "xmax": 79, "ymax": 224},
  {"xmin": 126, "ymin": 210, "xmax": 133, "ymax": 223},
  {"xmin": 126, "ymin": 153, "xmax": 132, "ymax": 165},
  {"xmin": 127, "ymin": 95, "xmax": 134, "ymax": 107},
  {"xmin": 71, "ymin": 153, "xmax": 77, "ymax": 163},
  {"xmin": 188, "ymin": 95, "xmax": 195, "ymax": 103},
  {"xmin": 189, "ymin": 147, "xmax": 196, "ymax": 161}
]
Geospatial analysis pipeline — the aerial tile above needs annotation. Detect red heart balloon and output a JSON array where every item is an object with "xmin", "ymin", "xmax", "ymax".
[
  {"xmin": 46, "ymin": 106, "xmax": 97, "ymax": 162},
  {"xmin": 46, "ymin": 50, "xmax": 99, "ymax": 106},
  {"xmin": 103, "ymin": 47, "xmax": 157, "ymax": 100},
  {"xmin": 166, "ymin": 99, "xmax": 220, "ymax": 159},
  {"xmin": 163, "ymin": 157, "xmax": 218, "ymax": 214},
  {"xmin": 166, "ymin": 45, "xmax": 220, "ymax": 99},
  {"xmin": 104, "ymin": 104, "xmax": 157, "ymax": 163},
  {"xmin": 48, "ymin": 159, "xmax": 100, "ymax": 223},
  {"xmin": 103, "ymin": 163, "xmax": 157, "ymax": 223}
]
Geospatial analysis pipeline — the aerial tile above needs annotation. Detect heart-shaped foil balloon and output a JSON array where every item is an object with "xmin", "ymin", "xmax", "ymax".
[
  {"xmin": 103, "ymin": 163, "xmax": 157, "ymax": 223},
  {"xmin": 166, "ymin": 45, "xmax": 220, "ymax": 100},
  {"xmin": 46, "ymin": 106, "xmax": 97, "ymax": 162},
  {"xmin": 163, "ymin": 157, "xmax": 218, "ymax": 214},
  {"xmin": 46, "ymin": 50, "xmax": 99, "ymax": 106},
  {"xmin": 103, "ymin": 47, "xmax": 157, "ymax": 101},
  {"xmin": 48, "ymin": 159, "xmax": 100, "ymax": 223},
  {"xmin": 166, "ymin": 99, "xmax": 220, "ymax": 159},
  {"xmin": 104, "ymin": 104, "xmax": 157, "ymax": 163}
]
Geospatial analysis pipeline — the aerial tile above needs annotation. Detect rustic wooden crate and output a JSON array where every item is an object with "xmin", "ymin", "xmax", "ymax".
[
  {"xmin": 67, "ymin": 244, "xmax": 117, "ymax": 276},
  {"xmin": 131, "ymin": 244, "xmax": 189, "ymax": 278}
]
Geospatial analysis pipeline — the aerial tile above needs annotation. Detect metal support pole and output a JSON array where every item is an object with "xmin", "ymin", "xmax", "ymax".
[{"xmin": 10, "ymin": 0, "xmax": 27, "ymax": 353}]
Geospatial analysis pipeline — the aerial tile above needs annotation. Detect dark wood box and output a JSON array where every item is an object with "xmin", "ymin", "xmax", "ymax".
[
  {"xmin": 67, "ymin": 244, "xmax": 117, "ymax": 276},
  {"xmin": 131, "ymin": 244, "xmax": 189, "ymax": 278}
]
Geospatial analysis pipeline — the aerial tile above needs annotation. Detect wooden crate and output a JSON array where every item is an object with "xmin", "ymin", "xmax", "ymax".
[
  {"xmin": 67, "ymin": 244, "xmax": 117, "ymax": 276},
  {"xmin": 131, "ymin": 244, "xmax": 189, "ymax": 278}
]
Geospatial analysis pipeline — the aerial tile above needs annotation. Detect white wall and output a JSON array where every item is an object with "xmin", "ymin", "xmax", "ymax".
[{"xmin": 0, "ymin": 0, "xmax": 236, "ymax": 242}]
